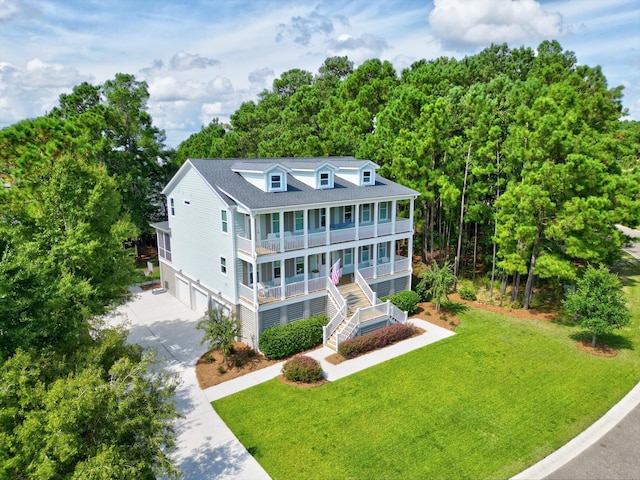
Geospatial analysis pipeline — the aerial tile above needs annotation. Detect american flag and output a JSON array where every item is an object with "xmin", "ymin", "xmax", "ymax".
[{"xmin": 330, "ymin": 258, "xmax": 341, "ymax": 285}]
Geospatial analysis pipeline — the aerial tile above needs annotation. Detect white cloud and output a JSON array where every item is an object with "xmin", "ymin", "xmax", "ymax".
[
  {"xmin": 0, "ymin": 0, "xmax": 20, "ymax": 20},
  {"xmin": 248, "ymin": 68, "xmax": 274, "ymax": 88},
  {"xmin": 429, "ymin": 0, "xmax": 564, "ymax": 50},
  {"xmin": 169, "ymin": 51, "xmax": 221, "ymax": 71},
  {"xmin": 148, "ymin": 75, "xmax": 234, "ymax": 102},
  {"xmin": 327, "ymin": 33, "xmax": 390, "ymax": 63},
  {"xmin": 276, "ymin": 10, "xmax": 338, "ymax": 45}
]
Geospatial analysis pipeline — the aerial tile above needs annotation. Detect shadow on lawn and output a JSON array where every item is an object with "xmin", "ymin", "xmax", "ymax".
[
  {"xmin": 440, "ymin": 300, "xmax": 469, "ymax": 315},
  {"xmin": 569, "ymin": 331, "xmax": 635, "ymax": 351}
]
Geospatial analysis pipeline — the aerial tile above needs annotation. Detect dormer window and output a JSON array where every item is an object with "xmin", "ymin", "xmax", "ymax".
[
  {"xmin": 270, "ymin": 173, "xmax": 282, "ymax": 190},
  {"xmin": 362, "ymin": 169, "xmax": 374, "ymax": 185},
  {"xmin": 320, "ymin": 172, "xmax": 330, "ymax": 187},
  {"xmin": 317, "ymin": 168, "xmax": 334, "ymax": 189}
]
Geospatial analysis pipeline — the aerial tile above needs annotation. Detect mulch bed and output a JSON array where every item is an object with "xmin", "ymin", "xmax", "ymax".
[{"xmin": 575, "ymin": 340, "xmax": 618, "ymax": 357}]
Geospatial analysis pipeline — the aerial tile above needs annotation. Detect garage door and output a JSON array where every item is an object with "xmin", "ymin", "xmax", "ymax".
[
  {"xmin": 192, "ymin": 287, "xmax": 209, "ymax": 316},
  {"xmin": 176, "ymin": 276, "xmax": 190, "ymax": 307}
]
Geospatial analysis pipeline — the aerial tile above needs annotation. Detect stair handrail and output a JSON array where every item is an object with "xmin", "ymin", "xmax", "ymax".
[
  {"xmin": 323, "ymin": 277, "xmax": 347, "ymax": 343},
  {"xmin": 355, "ymin": 270, "xmax": 377, "ymax": 305}
]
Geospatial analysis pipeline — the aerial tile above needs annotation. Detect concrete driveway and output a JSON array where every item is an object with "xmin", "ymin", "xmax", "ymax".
[{"xmin": 112, "ymin": 288, "xmax": 270, "ymax": 480}]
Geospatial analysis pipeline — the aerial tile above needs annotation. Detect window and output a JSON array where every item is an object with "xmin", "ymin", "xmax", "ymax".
[
  {"xmin": 319, "ymin": 171, "xmax": 330, "ymax": 188},
  {"xmin": 361, "ymin": 204, "xmax": 371, "ymax": 223},
  {"xmin": 361, "ymin": 246, "xmax": 370, "ymax": 263},
  {"xmin": 362, "ymin": 169, "xmax": 373, "ymax": 185},
  {"xmin": 273, "ymin": 261, "xmax": 281, "ymax": 280},
  {"xmin": 220, "ymin": 257, "xmax": 227, "ymax": 275},
  {"xmin": 378, "ymin": 243, "xmax": 388, "ymax": 260},
  {"xmin": 296, "ymin": 257, "xmax": 304, "ymax": 275},
  {"xmin": 379, "ymin": 202, "xmax": 388, "ymax": 221},
  {"xmin": 271, "ymin": 213, "xmax": 280, "ymax": 234},
  {"xmin": 295, "ymin": 211, "xmax": 304, "ymax": 231},
  {"xmin": 344, "ymin": 205, "xmax": 353, "ymax": 223},
  {"xmin": 344, "ymin": 248, "xmax": 353, "ymax": 266},
  {"xmin": 170, "ymin": 198, "xmax": 175, "ymax": 216},
  {"xmin": 270, "ymin": 173, "xmax": 282, "ymax": 191},
  {"xmin": 158, "ymin": 232, "xmax": 172, "ymax": 261},
  {"xmin": 320, "ymin": 208, "xmax": 326, "ymax": 227},
  {"xmin": 221, "ymin": 210, "xmax": 228, "ymax": 233}
]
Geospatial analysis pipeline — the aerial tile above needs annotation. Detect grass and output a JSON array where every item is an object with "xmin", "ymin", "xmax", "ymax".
[
  {"xmin": 133, "ymin": 258, "xmax": 160, "ymax": 283},
  {"xmin": 212, "ymin": 258, "xmax": 640, "ymax": 480}
]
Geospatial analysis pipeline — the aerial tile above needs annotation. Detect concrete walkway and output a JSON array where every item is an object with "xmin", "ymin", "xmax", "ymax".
[
  {"xmin": 513, "ymin": 226, "xmax": 640, "ymax": 480},
  {"xmin": 112, "ymin": 289, "xmax": 455, "ymax": 479}
]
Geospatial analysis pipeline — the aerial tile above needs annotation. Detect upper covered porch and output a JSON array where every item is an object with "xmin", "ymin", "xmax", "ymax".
[{"xmin": 236, "ymin": 199, "xmax": 413, "ymax": 257}]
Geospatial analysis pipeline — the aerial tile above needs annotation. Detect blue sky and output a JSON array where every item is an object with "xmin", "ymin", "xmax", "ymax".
[{"xmin": 1, "ymin": 0, "xmax": 638, "ymax": 147}]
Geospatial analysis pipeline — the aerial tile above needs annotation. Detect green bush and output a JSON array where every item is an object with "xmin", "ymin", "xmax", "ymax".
[
  {"xmin": 383, "ymin": 290, "xmax": 421, "ymax": 315},
  {"xmin": 415, "ymin": 278, "xmax": 432, "ymax": 302},
  {"xmin": 282, "ymin": 355, "xmax": 323, "ymax": 383},
  {"xmin": 259, "ymin": 314, "xmax": 329, "ymax": 360},
  {"xmin": 338, "ymin": 323, "xmax": 416, "ymax": 359},
  {"xmin": 458, "ymin": 286, "xmax": 477, "ymax": 301}
]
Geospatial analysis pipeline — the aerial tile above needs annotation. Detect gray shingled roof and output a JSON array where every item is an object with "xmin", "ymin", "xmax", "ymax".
[{"xmin": 188, "ymin": 157, "xmax": 419, "ymax": 211}]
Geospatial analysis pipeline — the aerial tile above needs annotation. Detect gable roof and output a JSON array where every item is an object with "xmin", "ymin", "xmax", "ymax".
[{"xmin": 179, "ymin": 157, "xmax": 418, "ymax": 211}]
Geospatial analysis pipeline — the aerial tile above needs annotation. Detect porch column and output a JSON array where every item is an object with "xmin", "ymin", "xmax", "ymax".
[
  {"xmin": 391, "ymin": 200, "xmax": 397, "ymax": 234},
  {"xmin": 304, "ymin": 255, "xmax": 309, "ymax": 294},
  {"xmin": 280, "ymin": 262, "xmax": 286, "ymax": 300},
  {"xmin": 373, "ymin": 202, "xmax": 379, "ymax": 237},
  {"xmin": 391, "ymin": 239, "xmax": 396, "ymax": 275},
  {"xmin": 355, "ymin": 203, "xmax": 360, "ymax": 240},
  {"xmin": 324, "ymin": 207, "xmax": 330, "ymax": 245},
  {"xmin": 373, "ymin": 243, "xmax": 378, "ymax": 279},
  {"xmin": 250, "ymin": 213, "xmax": 257, "ymax": 257},
  {"xmin": 409, "ymin": 197, "xmax": 416, "ymax": 271},
  {"xmin": 252, "ymin": 260, "xmax": 258, "ymax": 304},
  {"xmin": 303, "ymin": 209, "xmax": 309, "ymax": 249},
  {"xmin": 279, "ymin": 210, "xmax": 285, "ymax": 253}
]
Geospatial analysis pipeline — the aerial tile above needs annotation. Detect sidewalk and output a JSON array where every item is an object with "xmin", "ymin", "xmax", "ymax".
[{"xmin": 114, "ymin": 288, "xmax": 455, "ymax": 479}]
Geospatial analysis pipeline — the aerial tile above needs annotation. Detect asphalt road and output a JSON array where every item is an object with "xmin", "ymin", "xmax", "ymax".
[{"xmin": 544, "ymin": 226, "xmax": 640, "ymax": 480}]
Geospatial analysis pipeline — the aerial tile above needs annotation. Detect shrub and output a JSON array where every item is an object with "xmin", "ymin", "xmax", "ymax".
[
  {"xmin": 338, "ymin": 323, "xmax": 416, "ymax": 359},
  {"xmin": 384, "ymin": 290, "xmax": 421, "ymax": 315},
  {"xmin": 246, "ymin": 349, "xmax": 256, "ymax": 358},
  {"xmin": 234, "ymin": 357, "xmax": 244, "ymax": 368},
  {"xmin": 217, "ymin": 365, "xmax": 226, "ymax": 374},
  {"xmin": 259, "ymin": 314, "xmax": 329, "ymax": 360},
  {"xmin": 415, "ymin": 278, "xmax": 432, "ymax": 302},
  {"xmin": 282, "ymin": 355, "xmax": 323, "ymax": 383},
  {"xmin": 204, "ymin": 353, "xmax": 215, "ymax": 363},
  {"xmin": 458, "ymin": 286, "xmax": 477, "ymax": 301}
]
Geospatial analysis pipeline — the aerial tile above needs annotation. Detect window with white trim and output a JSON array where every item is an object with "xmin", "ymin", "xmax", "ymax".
[
  {"xmin": 319, "ymin": 171, "xmax": 331, "ymax": 188},
  {"xmin": 344, "ymin": 248, "xmax": 353, "ymax": 266},
  {"xmin": 361, "ymin": 204, "xmax": 371, "ymax": 223},
  {"xmin": 344, "ymin": 205, "xmax": 353, "ymax": 223},
  {"xmin": 361, "ymin": 245, "xmax": 370, "ymax": 263},
  {"xmin": 271, "ymin": 212, "xmax": 280, "ymax": 235},
  {"xmin": 362, "ymin": 169, "xmax": 373, "ymax": 185},
  {"xmin": 270, "ymin": 173, "xmax": 282, "ymax": 191},
  {"xmin": 379, "ymin": 202, "xmax": 388, "ymax": 221},
  {"xmin": 295, "ymin": 257, "xmax": 304, "ymax": 275},
  {"xmin": 273, "ymin": 261, "xmax": 281, "ymax": 280},
  {"xmin": 378, "ymin": 242, "xmax": 388, "ymax": 260},
  {"xmin": 320, "ymin": 208, "xmax": 326, "ymax": 227},
  {"xmin": 221, "ymin": 210, "xmax": 228, "ymax": 233},
  {"xmin": 220, "ymin": 257, "xmax": 227, "ymax": 275},
  {"xmin": 295, "ymin": 211, "xmax": 304, "ymax": 231}
]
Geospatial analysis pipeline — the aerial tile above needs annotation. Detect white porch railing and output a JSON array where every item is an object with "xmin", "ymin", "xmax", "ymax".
[
  {"xmin": 359, "ymin": 224, "xmax": 375, "ymax": 239},
  {"xmin": 396, "ymin": 218, "xmax": 412, "ymax": 233},
  {"xmin": 330, "ymin": 226, "xmax": 356, "ymax": 244},
  {"xmin": 239, "ymin": 282, "xmax": 254, "ymax": 301},
  {"xmin": 335, "ymin": 300, "xmax": 407, "ymax": 348},
  {"xmin": 377, "ymin": 221, "xmax": 393, "ymax": 236},
  {"xmin": 237, "ymin": 235, "xmax": 252, "ymax": 254},
  {"xmin": 323, "ymin": 278, "xmax": 347, "ymax": 343},
  {"xmin": 308, "ymin": 231, "xmax": 326, "ymax": 248},
  {"xmin": 285, "ymin": 280, "xmax": 305, "ymax": 298},
  {"xmin": 355, "ymin": 270, "xmax": 377, "ymax": 305},
  {"xmin": 359, "ymin": 256, "xmax": 410, "ymax": 280},
  {"xmin": 308, "ymin": 276, "xmax": 325, "ymax": 293},
  {"xmin": 284, "ymin": 233, "xmax": 305, "ymax": 251}
]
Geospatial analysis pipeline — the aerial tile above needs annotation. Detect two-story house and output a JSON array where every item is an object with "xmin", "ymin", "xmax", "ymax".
[{"xmin": 152, "ymin": 157, "xmax": 419, "ymax": 350}]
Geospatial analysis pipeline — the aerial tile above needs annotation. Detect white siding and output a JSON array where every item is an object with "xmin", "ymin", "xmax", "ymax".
[{"xmin": 165, "ymin": 166, "xmax": 237, "ymax": 303}]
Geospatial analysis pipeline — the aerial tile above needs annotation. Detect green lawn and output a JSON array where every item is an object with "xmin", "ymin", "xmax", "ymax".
[{"xmin": 213, "ymin": 258, "xmax": 640, "ymax": 480}]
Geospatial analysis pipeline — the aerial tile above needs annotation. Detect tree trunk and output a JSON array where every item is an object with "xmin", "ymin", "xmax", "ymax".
[
  {"xmin": 490, "ymin": 148, "xmax": 501, "ymax": 301},
  {"xmin": 511, "ymin": 272, "xmax": 520, "ymax": 303},
  {"xmin": 591, "ymin": 333, "xmax": 597, "ymax": 348},
  {"xmin": 523, "ymin": 226, "xmax": 542, "ymax": 310},
  {"xmin": 454, "ymin": 143, "xmax": 471, "ymax": 278},
  {"xmin": 429, "ymin": 200, "xmax": 435, "ymax": 263},
  {"xmin": 472, "ymin": 222, "xmax": 478, "ymax": 282},
  {"xmin": 499, "ymin": 273, "xmax": 508, "ymax": 307}
]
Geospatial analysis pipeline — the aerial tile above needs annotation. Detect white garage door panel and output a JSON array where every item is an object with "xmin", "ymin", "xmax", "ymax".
[
  {"xmin": 192, "ymin": 287, "xmax": 209, "ymax": 315},
  {"xmin": 176, "ymin": 276, "xmax": 190, "ymax": 307}
]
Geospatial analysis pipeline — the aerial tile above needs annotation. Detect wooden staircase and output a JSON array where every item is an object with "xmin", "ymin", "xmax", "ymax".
[{"xmin": 325, "ymin": 283, "xmax": 371, "ymax": 351}]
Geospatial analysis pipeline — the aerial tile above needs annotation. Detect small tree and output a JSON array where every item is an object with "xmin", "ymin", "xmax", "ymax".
[
  {"xmin": 197, "ymin": 307, "xmax": 242, "ymax": 362},
  {"xmin": 421, "ymin": 260, "xmax": 456, "ymax": 312},
  {"xmin": 563, "ymin": 264, "xmax": 630, "ymax": 347}
]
